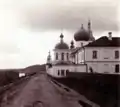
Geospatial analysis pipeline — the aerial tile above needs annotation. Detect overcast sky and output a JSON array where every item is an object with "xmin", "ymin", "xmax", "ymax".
[{"xmin": 0, "ymin": 0, "xmax": 119, "ymax": 68}]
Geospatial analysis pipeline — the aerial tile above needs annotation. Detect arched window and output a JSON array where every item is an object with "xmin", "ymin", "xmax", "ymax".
[
  {"xmin": 93, "ymin": 50, "xmax": 97, "ymax": 59},
  {"xmin": 61, "ymin": 70, "xmax": 64, "ymax": 76},
  {"xmin": 115, "ymin": 50, "xmax": 119, "ymax": 59},
  {"xmin": 61, "ymin": 53, "xmax": 64, "ymax": 60},
  {"xmin": 66, "ymin": 69, "xmax": 69, "ymax": 76},
  {"xmin": 58, "ymin": 70, "xmax": 60, "ymax": 75},
  {"xmin": 56, "ymin": 53, "xmax": 58, "ymax": 60},
  {"xmin": 67, "ymin": 53, "xmax": 69, "ymax": 60}
]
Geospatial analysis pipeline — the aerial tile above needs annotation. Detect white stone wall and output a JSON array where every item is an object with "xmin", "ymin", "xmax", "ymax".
[
  {"xmin": 47, "ymin": 67, "xmax": 59, "ymax": 77},
  {"xmin": 47, "ymin": 64, "xmax": 87, "ymax": 78},
  {"xmin": 72, "ymin": 48, "xmax": 85, "ymax": 64},
  {"xmin": 75, "ymin": 54, "xmax": 78, "ymax": 64},
  {"xmin": 84, "ymin": 47, "xmax": 120, "ymax": 73},
  {"xmin": 78, "ymin": 49, "xmax": 85, "ymax": 64},
  {"xmin": 87, "ymin": 62, "xmax": 120, "ymax": 74},
  {"xmin": 84, "ymin": 47, "xmax": 120, "ymax": 62},
  {"xmin": 53, "ymin": 65, "xmax": 87, "ymax": 73},
  {"xmin": 69, "ymin": 55, "xmax": 75, "ymax": 63}
]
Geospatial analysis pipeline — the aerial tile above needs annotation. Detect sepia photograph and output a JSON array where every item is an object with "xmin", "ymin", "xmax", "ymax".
[{"xmin": 0, "ymin": 0, "xmax": 119, "ymax": 107}]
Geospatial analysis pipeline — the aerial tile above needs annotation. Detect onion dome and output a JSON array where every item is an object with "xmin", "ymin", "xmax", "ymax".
[
  {"xmin": 55, "ymin": 33, "xmax": 69, "ymax": 49},
  {"xmin": 74, "ymin": 24, "xmax": 90, "ymax": 41}
]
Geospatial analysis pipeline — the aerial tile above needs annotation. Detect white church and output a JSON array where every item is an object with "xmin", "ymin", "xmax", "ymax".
[{"xmin": 46, "ymin": 20, "xmax": 120, "ymax": 78}]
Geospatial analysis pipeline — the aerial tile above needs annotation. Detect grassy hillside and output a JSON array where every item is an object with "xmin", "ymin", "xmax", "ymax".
[
  {"xmin": 22, "ymin": 64, "xmax": 46, "ymax": 75},
  {"xmin": 0, "ymin": 64, "xmax": 46, "ymax": 87},
  {"xmin": 0, "ymin": 70, "xmax": 19, "ymax": 87},
  {"xmin": 54, "ymin": 73, "xmax": 120, "ymax": 107}
]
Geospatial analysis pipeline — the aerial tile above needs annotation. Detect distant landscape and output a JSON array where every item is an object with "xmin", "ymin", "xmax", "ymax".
[{"xmin": 0, "ymin": 64, "xmax": 46, "ymax": 87}]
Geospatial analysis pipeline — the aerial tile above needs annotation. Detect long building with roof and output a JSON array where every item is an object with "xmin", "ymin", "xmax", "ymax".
[{"xmin": 46, "ymin": 20, "xmax": 120, "ymax": 78}]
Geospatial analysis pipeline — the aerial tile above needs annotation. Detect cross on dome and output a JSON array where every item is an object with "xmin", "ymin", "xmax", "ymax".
[
  {"xmin": 60, "ymin": 33, "xmax": 64, "ymax": 38},
  {"xmin": 60, "ymin": 33, "xmax": 64, "ymax": 43}
]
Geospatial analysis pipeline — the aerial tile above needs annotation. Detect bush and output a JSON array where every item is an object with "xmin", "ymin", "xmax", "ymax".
[
  {"xmin": 5, "ymin": 71, "xmax": 19, "ymax": 83},
  {"xmin": 0, "ymin": 70, "xmax": 19, "ymax": 86}
]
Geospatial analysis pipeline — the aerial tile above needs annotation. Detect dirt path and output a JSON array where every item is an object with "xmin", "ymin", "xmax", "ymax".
[{"xmin": 1, "ymin": 73, "xmax": 100, "ymax": 107}]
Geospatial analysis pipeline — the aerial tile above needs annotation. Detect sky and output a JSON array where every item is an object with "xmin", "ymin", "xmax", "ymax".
[{"xmin": 0, "ymin": 0, "xmax": 119, "ymax": 68}]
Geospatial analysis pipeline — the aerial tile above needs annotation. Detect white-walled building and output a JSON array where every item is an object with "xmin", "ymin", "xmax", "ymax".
[{"xmin": 46, "ymin": 21, "xmax": 120, "ymax": 78}]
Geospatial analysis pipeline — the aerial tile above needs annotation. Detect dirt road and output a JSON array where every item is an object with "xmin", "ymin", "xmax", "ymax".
[{"xmin": 1, "ymin": 73, "xmax": 99, "ymax": 107}]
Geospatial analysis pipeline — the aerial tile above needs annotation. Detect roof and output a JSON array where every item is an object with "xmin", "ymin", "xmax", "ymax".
[
  {"xmin": 55, "ymin": 42, "xmax": 69, "ymax": 49},
  {"xmin": 74, "ymin": 24, "xmax": 95, "ymax": 41},
  {"xmin": 74, "ymin": 29, "xmax": 90, "ymax": 41},
  {"xmin": 74, "ymin": 25, "xmax": 90, "ymax": 41},
  {"xmin": 71, "ymin": 47, "xmax": 81, "ymax": 55},
  {"xmin": 85, "ymin": 36, "xmax": 120, "ymax": 47},
  {"xmin": 55, "ymin": 33, "xmax": 69, "ymax": 49},
  {"xmin": 71, "ymin": 36, "xmax": 120, "ymax": 55}
]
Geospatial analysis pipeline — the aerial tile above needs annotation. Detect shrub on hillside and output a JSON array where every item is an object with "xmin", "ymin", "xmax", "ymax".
[
  {"xmin": 0, "ymin": 70, "xmax": 19, "ymax": 86},
  {"xmin": 5, "ymin": 71, "xmax": 19, "ymax": 83}
]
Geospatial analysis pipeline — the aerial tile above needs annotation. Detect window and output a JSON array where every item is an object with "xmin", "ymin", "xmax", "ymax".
[
  {"xmin": 93, "ymin": 50, "xmax": 97, "ymax": 59},
  {"xmin": 66, "ymin": 69, "xmax": 69, "ymax": 75},
  {"xmin": 61, "ymin": 53, "xmax": 64, "ymax": 60},
  {"xmin": 67, "ymin": 53, "xmax": 69, "ymax": 60},
  {"xmin": 115, "ymin": 50, "xmax": 119, "ymax": 59},
  {"xmin": 61, "ymin": 70, "xmax": 64, "ymax": 76},
  {"xmin": 58, "ymin": 70, "xmax": 60, "ymax": 75},
  {"xmin": 56, "ymin": 53, "xmax": 58, "ymax": 60},
  {"xmin": 115, "ymin": 64, "xmax": 119, "ymax": 73}
]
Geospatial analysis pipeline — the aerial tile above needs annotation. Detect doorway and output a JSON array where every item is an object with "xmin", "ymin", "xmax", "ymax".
[{"xmin": 115, "ymin": 64, "xmax": 119, "ymax": 73}]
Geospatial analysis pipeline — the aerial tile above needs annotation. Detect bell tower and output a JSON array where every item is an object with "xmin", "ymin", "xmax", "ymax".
[
  {"xmin": 88, "ymin": 20, "xmax": 95, "ymax": 41},
  {"xmin": 46, "ymin": 51, "xmax": 52, "ymax": 70}
]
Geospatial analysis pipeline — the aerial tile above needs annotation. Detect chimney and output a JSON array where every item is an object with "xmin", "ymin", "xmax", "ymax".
[{"xmin": 108, "ymin": 32, "xmax": 112, "ymax": 40}]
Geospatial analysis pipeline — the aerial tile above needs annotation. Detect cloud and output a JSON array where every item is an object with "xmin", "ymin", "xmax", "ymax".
[
  {"xmin": 21, "ymin": 0, "xmax": 119, "ymax": 31},
  {"xmin": 0, "ymin": 0, "xmax": 119, "ymax": 68}
]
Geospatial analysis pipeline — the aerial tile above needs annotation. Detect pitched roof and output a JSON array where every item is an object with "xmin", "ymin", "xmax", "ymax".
[
  {"xmin": 85, "ymin": 36, "xmax": 120, "ymax": 47},
  {"xmin": 71, "ymin": 47, "xmax": 81, "ymax": 54}
]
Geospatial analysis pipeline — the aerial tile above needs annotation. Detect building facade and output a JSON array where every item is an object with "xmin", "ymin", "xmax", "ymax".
[{"xmin": 46, "ymin": 21, "xmax": 120, "ymax": 78}]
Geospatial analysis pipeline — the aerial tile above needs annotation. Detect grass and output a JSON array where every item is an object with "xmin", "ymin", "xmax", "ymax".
[
  {"xmin": 0, "ymin": 70, "xmax": 19, "ymax": 87},
  {"xmin": 0, "ymin": 64, "xmax": 46, "ymax": 87}
]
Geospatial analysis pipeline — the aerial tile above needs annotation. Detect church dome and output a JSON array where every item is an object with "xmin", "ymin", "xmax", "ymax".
[
  {"xmin": 55, "ymin": 42, "xmax": 69, "ymax": 49},
  {"xmin": 55, "ymin": 33, "xmax": 69, "ymax": 49},
  {"xmin": 74, "ymin": 24, "xmax": 90, "ymax": 41}
]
